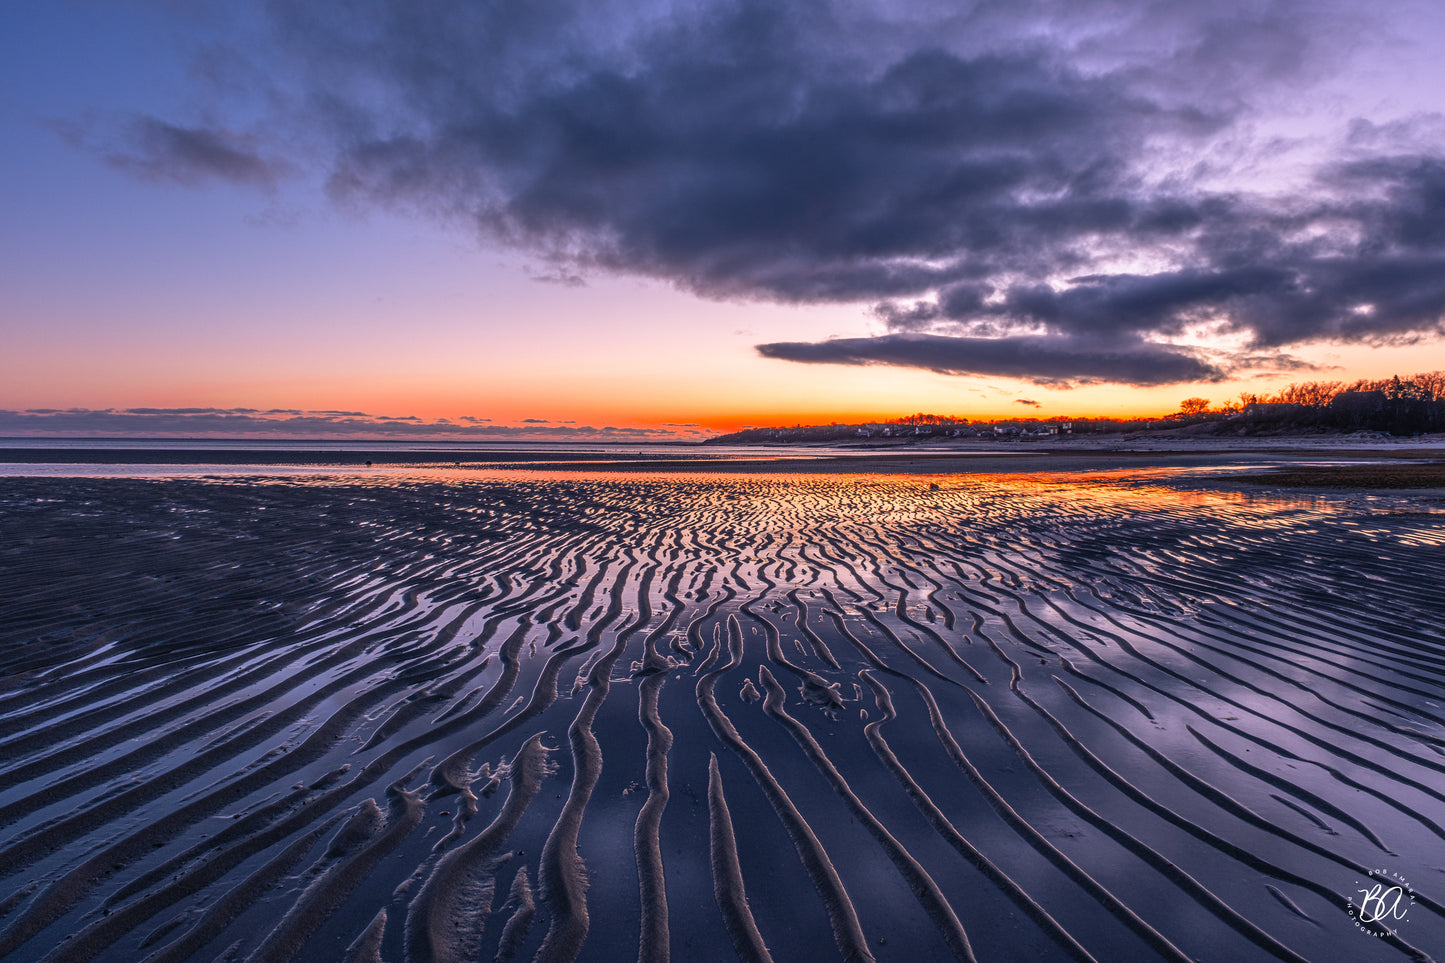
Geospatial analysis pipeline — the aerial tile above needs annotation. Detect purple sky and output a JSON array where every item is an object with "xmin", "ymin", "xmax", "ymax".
[{"xmin": 3, "ymin": 1, "xmax": 1444, "ymax": 437}]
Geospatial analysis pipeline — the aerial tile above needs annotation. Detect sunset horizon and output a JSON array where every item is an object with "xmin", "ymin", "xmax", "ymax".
[{"xmin": 3, "ymin": 363, "xmax": 1441, "ymax": 442}]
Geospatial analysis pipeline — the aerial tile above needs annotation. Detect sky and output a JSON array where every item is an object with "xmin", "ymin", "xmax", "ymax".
[{"xmin": 3, "ymin": 0, "xmax": 1445, "ymax": 440}]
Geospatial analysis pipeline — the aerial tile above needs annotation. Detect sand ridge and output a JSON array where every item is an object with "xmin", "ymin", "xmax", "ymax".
[{"xmin": 0, "ymin": 470, "xmax": 1441, "ymax": 961}]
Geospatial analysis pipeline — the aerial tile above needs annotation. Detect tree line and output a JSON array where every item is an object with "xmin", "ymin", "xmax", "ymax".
[
  {"xmin": 1174, "ymin": 370, "xmax": 1445, "ymax": 435},
  {"xmin": 704, "ymin": 371, "xmax": 1445, "ymax": 445}
]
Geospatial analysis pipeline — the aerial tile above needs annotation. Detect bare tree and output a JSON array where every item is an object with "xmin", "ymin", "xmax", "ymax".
[
  {"xmin": 1410, "ymin": 370, "xmax": 1445, "ymax": 401},
  {"xmin": 1275, "ymin": 380, "xmax": 1343, "ymax": 406}
]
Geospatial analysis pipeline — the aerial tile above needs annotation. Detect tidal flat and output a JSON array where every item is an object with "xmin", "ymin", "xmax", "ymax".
[{"xmin": 0, "ymin": 466, "xmax": 1442, "ymax": 962}]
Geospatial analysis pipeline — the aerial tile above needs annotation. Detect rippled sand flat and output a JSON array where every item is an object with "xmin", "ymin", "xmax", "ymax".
[{"xmin": 0, "ymin": 470, "xmax": 1442, "ymax": 962}]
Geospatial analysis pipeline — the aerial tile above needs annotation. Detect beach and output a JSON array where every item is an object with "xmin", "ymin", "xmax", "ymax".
[{"xmin": 1, "ymin": 449, "xmax": 1443, "ymax": 961}]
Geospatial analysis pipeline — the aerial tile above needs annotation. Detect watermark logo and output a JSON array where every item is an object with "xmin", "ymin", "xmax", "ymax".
[{"xmin": 1347, "ymin": 870, "xmax": 1414, "ymax": 938}]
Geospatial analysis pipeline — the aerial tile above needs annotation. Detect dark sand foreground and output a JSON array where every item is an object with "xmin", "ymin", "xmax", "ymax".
[{"xmin": 1, "ymin": 463, "xmax": 1443, "ymax": 962}]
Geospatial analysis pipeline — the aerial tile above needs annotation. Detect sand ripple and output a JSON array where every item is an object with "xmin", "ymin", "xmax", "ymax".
[{"xmin": 0, "ymin": 472, "xmax": 1442, "ymax": 961}]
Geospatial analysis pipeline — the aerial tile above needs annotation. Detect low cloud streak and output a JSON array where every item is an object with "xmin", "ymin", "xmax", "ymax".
[
  {"xmin": 0, "ymin": 407, "xmax": 674, "ymax": 440},
  {"xmin": 757, "ymin": 333, "xmax": 1224, "ymax": 386}
]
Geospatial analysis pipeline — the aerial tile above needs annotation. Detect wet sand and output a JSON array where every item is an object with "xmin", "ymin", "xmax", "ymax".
[{"xmin": 1, "ymin": 463, "xmax": 1442, "ymax": 961}]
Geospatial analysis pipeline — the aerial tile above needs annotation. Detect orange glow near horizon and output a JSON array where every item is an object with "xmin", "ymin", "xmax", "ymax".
[
  {"xmin": 5, "ymin": 240, "xmax": 1440, "ymax": 437},
  {"xmin": 6, "ymin": 347, "xmax": 1439, "ymax": 437}
]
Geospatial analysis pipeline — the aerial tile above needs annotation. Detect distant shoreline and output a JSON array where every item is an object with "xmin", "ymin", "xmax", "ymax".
[{"xmin": 3, "ymin": 439, "xmax": 1443, "ymax": 494}]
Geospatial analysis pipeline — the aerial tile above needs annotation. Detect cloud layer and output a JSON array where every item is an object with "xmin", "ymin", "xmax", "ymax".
[
  {"xmin": 758, "ymin": 333, "xmax": 1222, "ymax": 386},
  {"xmin": 110, "ymin": 0, "xmax": 1445, "ymax": 385},
  {"xmin": 0, "ymin": 408, "xmax": 681, "ymax": 440}
]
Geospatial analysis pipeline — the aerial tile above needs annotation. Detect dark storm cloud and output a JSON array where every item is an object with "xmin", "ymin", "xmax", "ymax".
[
  {"xmin": 124, "ymin": 0, "xmax": 1445, "ymax": 384},
  {"xmin": 867, "ymin": 156, "xmax": 1445, "ymax": 351},
  {"xmin": 106, "ymin": 118, "xmax": 289, "ymax": 190},
  {"xmin": 757, "ymin": 333, "xmax": 1221, "ymax": 386},
  {"xmin": 296, "ymin": 4, "xmax": 1225, "ymax": 303}
]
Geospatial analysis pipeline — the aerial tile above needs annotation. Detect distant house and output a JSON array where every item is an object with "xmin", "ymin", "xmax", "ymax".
[
  {"xmin": 1329, "ymin": 390, "xmax": 1388, "ymax": 428},
  {"xmin": 1242, "ymin": 402, "xmax": 1305, "ymax": 419},
  {"xmin": 1330, "ymin": 390, "xmax": 1387, "ymax": 414}
]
